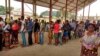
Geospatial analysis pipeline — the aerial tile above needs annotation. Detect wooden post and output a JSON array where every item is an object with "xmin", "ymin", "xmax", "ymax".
[
  {"xmin": 21, "ymin": 0, "xmax": 24, "ymax": 19},
  {"xmin": 75, "ymin": 0, "xmax": 78, "ymax": 20},
  {"xmin": 8, "ymin": 0, "xmax": 11, "ymax": 19},
  {"xmin": 82, "ymin": 1, "xmax": 85, "ymax": 20},
  {"xmin": 88, "ymin": 4, "xmax": 91, "ymax": 19},
  {"xmin": 33, "ymin": 0, "xmax": 36, "ymax": 19},
  {"xmin": 33, "ymin": 0, "xmax": 34, "ymax": 19},
  {"xmin": 5, "ymin": 0, "xmax": 7, "ymax": 19},
  {"xmin": 49, "ymin": 0, "xmax": 52, "ymax": 22},
  {"xmin": 34, "ymin": 0, "xmax": 36, "ymax": 19},
  {"xmin": 65, "ymin": 0, "xmax": 68, "ymax": 20}
]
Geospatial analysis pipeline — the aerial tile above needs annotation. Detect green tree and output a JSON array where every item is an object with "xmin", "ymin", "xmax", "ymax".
[{"xmin": 0, "ymin": 5, "xmax": 14, "ymax": 15}]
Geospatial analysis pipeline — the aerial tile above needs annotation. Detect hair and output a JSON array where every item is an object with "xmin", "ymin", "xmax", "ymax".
[
  {"xmin": 35, "ymin": 19, "xmax": 38, "ymax": 22},
  {"xmin": 56, "ymin": 19, "xmax": 61, "ymax": 23},
  {"xmin": 14, "ymin": 20, "xmax": 18, "ymax": 23},
  {"xmin": 87, "ymin": 23, "xmax": 97, "ymax": 31},
  {"xmin": 0, "ymin": 17, "xmax": 3, "ymax": 21}
]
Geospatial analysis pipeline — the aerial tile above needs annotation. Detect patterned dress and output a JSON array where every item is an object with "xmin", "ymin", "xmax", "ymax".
[{"xmin": 81, "ymin": 32, "xmax": 100, "ymax": 56}]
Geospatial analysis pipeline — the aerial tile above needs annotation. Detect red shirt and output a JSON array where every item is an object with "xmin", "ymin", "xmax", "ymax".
[{"xmin": 53, "ymin": 23, "xmax": 60, "ymax": 33}]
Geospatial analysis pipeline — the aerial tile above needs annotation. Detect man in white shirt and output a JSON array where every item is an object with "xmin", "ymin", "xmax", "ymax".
[{"xmin": 20, "ymin": 19, "xmax": 27, "ymax": 46}]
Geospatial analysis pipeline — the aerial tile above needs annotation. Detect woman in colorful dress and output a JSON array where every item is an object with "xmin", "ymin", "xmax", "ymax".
[
  {"xmin": 3, "ymin": 23, "xmax": 11, "ymax": 49},
  {"xmin": 80, "ymin": 23, "xmax": 100, "ymax": 56}
]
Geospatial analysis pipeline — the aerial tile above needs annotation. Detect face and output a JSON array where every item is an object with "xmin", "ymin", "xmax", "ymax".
[{"xmin": 88, "ymin": 25, "xmax": 95, "ymax": 32}]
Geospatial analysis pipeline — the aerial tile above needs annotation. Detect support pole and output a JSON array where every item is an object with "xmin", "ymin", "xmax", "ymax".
[
  {"xmin": 34, "ymin": 0, "xmax": 36, "ymax": 19},
  {"xmin": 65, "ymin": 0, "xmax": 68, "ymax": 20},
  {"xmin": 61, "ymin": 9, "xmax": 64, "ymax": 21},
  {"xmin": 8, "ymin": 0, "xmax": 11, "ymax": 19},
  {"xmin": 49, "ymin": 0, "xmax": 52, "ymax": 22},
  {"xmin": 5, "ymin": 0, "xmax": 7, "ymax": 19},
  {"xmin": 33, "ymin": 0, "xmax": 36, "ymax": 19},
  {"xmin": 75, "ymin": 0, "xmax": 78, "ymax": 20},
  {"xmin": 88, "ymin": 4, "xmax": 91, "ymax": 19},
  {"xmin": 21, "ymin": 0, "xmax": 24, "ymax": 19},
  {"xmin": 33, "ymin": 0, "xmax": 34, "ymax": 19},
  {"xmin": 82, "ymin": 1, "xmax": 85, "ymax": 20}
]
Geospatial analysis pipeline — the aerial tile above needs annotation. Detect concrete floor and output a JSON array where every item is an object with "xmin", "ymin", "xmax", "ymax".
[{"xmin": 0, "ymin": 32, "xmax": 100, "ymax": 56}]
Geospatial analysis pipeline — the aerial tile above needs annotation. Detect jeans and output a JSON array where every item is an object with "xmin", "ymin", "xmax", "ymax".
[
  {"xmin": 58, "ymin": 32, "xmax": 62, "ymax": 45},
  {"xmin": 28, "ymin": 31, "xmax": 33, "ymax": 45},
  {"xmin": 39, "ymin": 32, "xmax": 44, "ymax": 44},
  {"xmin": 21, "ymin": 32, "xmax": 27, "ymax": 46}
]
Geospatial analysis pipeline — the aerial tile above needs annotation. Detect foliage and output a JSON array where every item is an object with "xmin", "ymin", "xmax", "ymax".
[{"xmin": 0, "ymin": 5, "xmax": 14, "ymax": 15}]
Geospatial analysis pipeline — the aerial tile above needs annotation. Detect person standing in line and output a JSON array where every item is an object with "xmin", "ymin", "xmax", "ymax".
[
  {"xmin": 39, "ymin": 20, "xmax": 45, "ymax": 44},
  {"xmin": 62, "ymin": 20, "xmax": 71, "ymax": 43},
  {"xmin": 0, "ymin": 17, "xmax": 5, "ymax": 51},
  {"xmin": 3, "ymin": 22, "xmax": 11, "ymax": 49},
  {"xmin": 53, "ymin": 20, "xmax": 60, "ymax": 45},
  {"xmin": 48, "ymin": 21, "xmax": 54, "ymax": 44},
  {"xmin": 27, "ymin": 17, "xmax": 33, "ymax": 45},
  {"xmin": 76, "ymin": 21, "xmax": 85, "ymax": 38},
  {"xmin": 70, "ymin": 20, "xmax": 76, "ymax": 39},
  {"xmin": 80, "ymin": 24, "xmax": 100, "ymax": 56},
  {"xmin": 34, "ymin": 19, "xmax": 40, "ymax": 44},
  {"xmin": 58, "ymin": 20, "xmax": 63, "ymax": 45},
  {"xmin": 11, "ymin": 20, "xmax": 19, "ymax": 46},
  {"xmin": 20, "ymin": 18, "xmax": 27, "ymax": 47},
  {"xmin": 85, "ymin": 20, "xmax": 90, "ymax": 30}
]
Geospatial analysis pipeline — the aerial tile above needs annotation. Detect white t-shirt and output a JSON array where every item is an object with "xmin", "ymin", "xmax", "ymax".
[{"xmin": 20, "ymin": 20, "xmax": 26, "ymax": 32}]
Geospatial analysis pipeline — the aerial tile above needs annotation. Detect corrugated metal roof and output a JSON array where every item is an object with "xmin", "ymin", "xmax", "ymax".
[{"xmin": 15, "ymin": 0, "xmax": 96, "ymax": 12}]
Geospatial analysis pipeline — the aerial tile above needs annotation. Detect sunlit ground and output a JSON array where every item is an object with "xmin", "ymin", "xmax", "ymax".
[{"xmin": 0, "ymin": 32, "xmax": 100, "ymax": 56}]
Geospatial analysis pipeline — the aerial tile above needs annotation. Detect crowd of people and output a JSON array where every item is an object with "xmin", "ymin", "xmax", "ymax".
[{"xmin": 0, "ymin": 16, "xmax": 100, "ymax": 56}]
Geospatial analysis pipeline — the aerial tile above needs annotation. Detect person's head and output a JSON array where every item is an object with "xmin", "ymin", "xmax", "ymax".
[
  {"xmin": 18, "ymin": 18, "xmax": 21, "ymax": 21},
  {"xmin": 65, "ymin": 20, "xmax": 69, "ymax": 24},
  {"xmin": 14, "ymin": 20, "xmax": 18, "ymax": 23},
  {"xmin": 41, "ymin": 20, "xmax": 44, "ymax": 23},
  {"xmin": 56, "ymin": 19, "xmax": 61, "ymax": 24},
  {"xmin": 0, "ymin": 17, "xmax": 3, "ymax": 21},
  {"xmin": 35, "ymin": 19, "xmax": 38, "ymax": 22},
  {"xmin": 11, "ymin": 17, "xmax": 13, "ymax": 20},
  {"xmin": 27, "ymin": 17, "xmax": 30, "ymax": 20},
  {"xmin": 86, "ymin": 20, "xmax": 90, "ymax": 23},
  {"xmin": 93, "ymin": 20, "xmax": 96, "ymax": 24},
  {"xmin": 87, "ymin": 23, "xmax": 96, "ymax": 32},
  {"xmin": 80, "ymin": 21, "xmax": 84, "ymax": 24}
]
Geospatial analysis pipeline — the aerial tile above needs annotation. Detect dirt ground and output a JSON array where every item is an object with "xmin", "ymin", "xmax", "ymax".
[{"xmin": 0, "ymin": 32, "xmax": 100, "ymax": 56}]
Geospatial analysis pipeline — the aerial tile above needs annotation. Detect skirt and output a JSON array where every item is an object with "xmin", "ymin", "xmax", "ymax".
[
  {"xmin": 3, "ymin": 32, "xmax": 10, "ymax": 48},
  {"xmin": 81, "ymin": 46, "xmax": 98, "ymax": 56}
]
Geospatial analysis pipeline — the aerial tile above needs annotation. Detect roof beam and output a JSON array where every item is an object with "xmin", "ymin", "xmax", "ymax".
[
  {"xmin": 69, "ymin": 0, "xmax": 88, "ymax": 12},
  {"xmin": 62, "ymin": 0, "xmax": 73, "ymax": 9},
  {"xmin": 52, "ymin": 0, "xmax": 58, "ymax": 5},
  {"xmin": 37, "ymin": 0, "xmax": 75, "ymax": 10},
  {"xmin": 75, "ymin": 0, "xmax": 79, "ymax": 20}
]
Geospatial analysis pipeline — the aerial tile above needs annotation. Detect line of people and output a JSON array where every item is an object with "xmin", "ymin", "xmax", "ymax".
[{"xmin": 0, "ymin": 16, "xmax": 100, "ymax": 52}]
